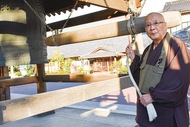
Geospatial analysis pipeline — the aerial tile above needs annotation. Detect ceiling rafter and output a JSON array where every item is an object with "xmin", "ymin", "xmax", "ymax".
[
  {"xmin": 46, "ymin": 9, "xmax": 128, "ymax": 31},
  {"xmin": 79, "ymin": 0, "xmax": 129, "ymax": 12}
]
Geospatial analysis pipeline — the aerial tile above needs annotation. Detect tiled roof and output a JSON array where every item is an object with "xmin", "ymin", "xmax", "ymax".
[
  {"xmin": 42, "ymin": 0, "xmax": 90, "ymax": 16},
  {"xmin": 47, "ymin": 35, "xmax": 129, "ymax": 59},
  {"xmin": 81, "ymin": 51, "xmax": 120, "ymax": 59},
  {"xmin": 80, "ymin": 45, "xmax": 125, "ymax": 59},
  {"xmin": 173, "ymin": 26, "xmax": 190, "ymax": 51},
  {"xmin": 163, "ymin": 0, "xmax": 190, "ymax": 13}
]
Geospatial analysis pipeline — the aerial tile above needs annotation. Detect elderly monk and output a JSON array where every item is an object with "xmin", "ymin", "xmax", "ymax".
[{"xmin": 126, "ymin": 12, "xmax": 190, "ymax": 127}]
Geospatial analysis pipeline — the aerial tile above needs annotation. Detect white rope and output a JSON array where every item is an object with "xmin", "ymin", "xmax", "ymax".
[{"xmin": 126, "ymin": 44, "xmax": 157, "ymax": 122}]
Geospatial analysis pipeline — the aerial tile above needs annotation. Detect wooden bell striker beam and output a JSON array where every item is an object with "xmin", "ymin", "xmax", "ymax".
[{"xmin": 45, "ymin": 11, "xmax": 181, "ymax": 46}]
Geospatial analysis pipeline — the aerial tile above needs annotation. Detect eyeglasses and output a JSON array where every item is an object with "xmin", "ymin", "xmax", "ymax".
[{"xmin": 145, "ymin": 21, "xmax": 165, "ymax": 28}]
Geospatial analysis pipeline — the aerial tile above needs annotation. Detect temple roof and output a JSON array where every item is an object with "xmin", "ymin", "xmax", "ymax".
[
  {"xmin": 42, "ymin": 0, "xmax": 90, "ymax": 16},
  {"xmin": 163, "ymin": 0, "xmax": 190, "ymax": 13}
]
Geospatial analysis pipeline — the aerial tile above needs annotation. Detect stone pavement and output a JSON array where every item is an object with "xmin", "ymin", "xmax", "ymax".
[
  {"xmin": 0, "ymin": 94, "xmax": 138, "ymax": 127},
  {"xmin": 0, "ymin": 107, "xmax": 137, "ymax": 127},
  {"xmin": 1, "ymin": 93, "xmax": 190, "ymax": 127}
]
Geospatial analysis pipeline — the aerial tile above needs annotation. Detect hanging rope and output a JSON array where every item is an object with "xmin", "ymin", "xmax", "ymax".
[
  {"xmin": 126, "ymin": 1, "xmax": 157, "ymax": 122},
  {"xmin": 126, "ymin": 37, "xmax": 157, "ymax": 122}
]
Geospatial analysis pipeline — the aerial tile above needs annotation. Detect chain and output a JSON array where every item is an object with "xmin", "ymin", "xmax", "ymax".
[
  {"xmin": 137, "ymin": 0, "xmax": 147, "ymax": 16},
  {"xmin": 131, "ymin": 34, "xmax": 136, "ymax": 44},
  {"xmin": 60, "ymin": 0, "xmax": 79, "ymax": 33},
  {"xmin": 127, "ymin": 0, "xmax": 147, "ymax": 17},
  {"xmin": 127, "ymin": 0, "xmax": 147, "ymax": 44}
]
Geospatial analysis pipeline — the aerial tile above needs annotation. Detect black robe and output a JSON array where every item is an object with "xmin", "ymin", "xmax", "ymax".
[{"xmin": 130, "ymin": 33, "xmax": 190, "ymax": 127}]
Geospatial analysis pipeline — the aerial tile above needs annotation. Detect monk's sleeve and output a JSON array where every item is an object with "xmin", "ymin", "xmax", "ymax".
[{"xmin": 149, "ymin": 41, "xmax": 190, "ymax": 107}]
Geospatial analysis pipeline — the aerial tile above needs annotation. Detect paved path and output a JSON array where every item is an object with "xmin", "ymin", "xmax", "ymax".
[
  {"xmin": 0, "ymin": 93, "xmax": 138, "ymax": 127},
  {"xmin": 0, "ymin": 106, "xmax": 137, "ymax": 127}
]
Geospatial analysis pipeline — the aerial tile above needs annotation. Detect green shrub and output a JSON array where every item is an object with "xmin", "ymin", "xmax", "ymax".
[
  {"xmin": 15, "ymin": 71, "xmax": 21, "ymax": 76},
  {"xmin": 118, "ymin": 66, "xmax": 128, "ymax": 74}
]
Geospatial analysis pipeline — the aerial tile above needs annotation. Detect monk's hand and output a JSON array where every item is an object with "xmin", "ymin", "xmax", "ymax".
[
  {"xmin": 140, "ymin": 93, "xmax": 154, "ymax": 107},
  {"xmin": 125, "ymin": 44, "xmax": 135, "ymax": 61}
]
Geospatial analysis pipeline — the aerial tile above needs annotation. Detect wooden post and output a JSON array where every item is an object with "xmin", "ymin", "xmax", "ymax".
[
  {"xmin": 35, "ymin": 64, "xmax": 55, "ymax": 116},
  {"xmin": 0, "ymin": 66, "xmax": 10, "ymax": 101},
  {"xmin": 36, "ymin": 64, "xmax": 47, "ymax": 93},
  {"xmin": 0, "ymin": 66, "xmax": 9, "ymax": 77}
]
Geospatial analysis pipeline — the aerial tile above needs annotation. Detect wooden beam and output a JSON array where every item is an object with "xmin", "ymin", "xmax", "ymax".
[
  {"xmin": 0, "ymin": 76, "xmax": 10, "ymax": 80},
  {"xmin": 0, "ymin": 74, "xmax": 127, "ymax": 88},
  {"xmin": 79, "ymin": 0, "xmax": 129, "ymax": 12},
  {"xmin": 44, "ymin": 74, "xmax": 128, "ymax": 82},
  {"xmin": 0, "ymin": 76, "xmax": 38, "ymax": 88},
  {"xmin": 0, "ymin": 76, "xmax": 132, "ymax": 124},
  {"xmin": 46, "ymin": 15, "xmax": 128, "ymax": 46},
  {"xmin": 46, "ymin": 9, "xmax": 127, "ymax": 31},
  {"xmin": 45, "ymin": 11, "xmax": 182, "ymax": 46}
]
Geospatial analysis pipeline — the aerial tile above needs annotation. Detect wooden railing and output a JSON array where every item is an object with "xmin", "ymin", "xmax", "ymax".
[
  {"xmin": 0, "ymin": 65, "xmax": 132, "ymax": 125},
  {"xmin": 0, "ymin": 75, "xmax": 132, "ymax": 124}
]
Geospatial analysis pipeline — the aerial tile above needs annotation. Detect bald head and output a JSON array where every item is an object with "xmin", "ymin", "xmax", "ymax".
[
  {"xmin": 144, "ymin": 12, "xmax": 168, "ymax": 45},
  {"xmin": 145, "ymin": 12, "xmax": 165, "ymax": 23}
]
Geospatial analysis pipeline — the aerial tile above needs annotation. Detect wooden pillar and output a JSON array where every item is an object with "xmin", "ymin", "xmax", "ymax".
[
  {"xmin": 0, "ymin": 66, "xmax": 10, "ymax": 101},
  {"xmin": 35, "ymin": 64, "xmax": 55, "ymax": 116},
  {"xmin": 0, "ymin": 66, "xmax": 9, "ymax": 77},
  {"xmin": 107, "ymin": 60, "xmax": 109, "ymax": 72},
  {"xmin": 36, "ymin": 64, "xmax": 47, "ymax": 93}
]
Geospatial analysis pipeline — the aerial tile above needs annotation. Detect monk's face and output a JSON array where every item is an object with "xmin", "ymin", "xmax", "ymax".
[{"xmin": 145, "ymin": 13, "xmax": 167, "ymax": 45}]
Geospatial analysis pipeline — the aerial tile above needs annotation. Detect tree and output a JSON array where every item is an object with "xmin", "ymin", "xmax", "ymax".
[
  {"xmin": 50, "ymin": 50, "xmax": 65, "ymax": 73},
  {"xmin": 49, "ymin": 50, "xmax": 72, "ymax": 74}
]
